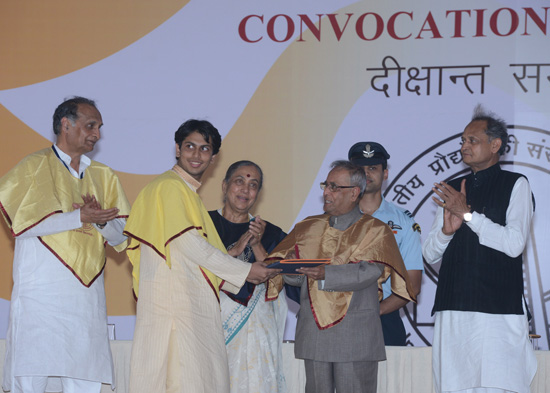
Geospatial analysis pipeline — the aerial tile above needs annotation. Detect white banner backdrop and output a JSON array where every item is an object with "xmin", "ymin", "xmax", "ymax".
[{"xmin": 1, "ymin": 0, "xmax": 549, "ymax": 348}]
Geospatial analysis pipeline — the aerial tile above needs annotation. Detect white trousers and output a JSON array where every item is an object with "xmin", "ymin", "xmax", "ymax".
[{"xmin": 14, "ymin": 376, "xmax": 101, "ymax": 393}]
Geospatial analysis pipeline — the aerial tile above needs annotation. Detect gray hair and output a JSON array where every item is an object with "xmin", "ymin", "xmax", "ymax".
[
  {"xmin": 223, "ymin": 160, "xmax": 264, "ymax": 190},
  {"xmin": 471, "ymin": 104, "xmax": 508, "ymax": 155},
  {"xmin": 330, "ymin": 160, "xmax": 367, "ymax": 196},
  {"xmin": 53, "ymin": 96, "xmax": 97, "ymax": 135}
]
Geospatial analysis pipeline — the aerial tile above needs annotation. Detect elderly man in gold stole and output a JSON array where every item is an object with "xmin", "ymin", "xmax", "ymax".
[
  {"xmin": 267, "ymin": 160, "xmax": 415, "ymax": 393},
  {"xmin": 0, "ymin": 97, "xmax": 130, "ymax": 393}
]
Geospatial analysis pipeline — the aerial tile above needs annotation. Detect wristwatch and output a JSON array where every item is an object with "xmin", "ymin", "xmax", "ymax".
[{"xmin": 463, "ymin": 212, "xmax": 473, "ymax": 222}]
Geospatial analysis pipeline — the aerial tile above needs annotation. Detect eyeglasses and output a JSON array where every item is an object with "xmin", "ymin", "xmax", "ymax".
[{"xmin": 320, "ymin": 182, "xmax": 357, "ymax": 192}]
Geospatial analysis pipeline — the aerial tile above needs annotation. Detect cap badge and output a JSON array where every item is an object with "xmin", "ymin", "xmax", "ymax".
[{"xmin": 363, "ymin": 144, "xmax": 375, "ymax": 158}]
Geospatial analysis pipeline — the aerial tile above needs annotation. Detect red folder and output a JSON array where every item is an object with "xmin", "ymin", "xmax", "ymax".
[{"xmin": 267, "ymin": 259, "xmax": 331, "ymax": 275}]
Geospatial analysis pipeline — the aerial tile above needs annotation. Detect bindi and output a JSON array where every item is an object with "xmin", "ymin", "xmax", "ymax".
[{"xmin": 246, "ymin": 174, "xmax": 251, "ymax": 177}]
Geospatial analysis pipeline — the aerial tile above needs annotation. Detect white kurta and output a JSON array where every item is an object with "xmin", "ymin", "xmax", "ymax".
[
  {"xmin": 2, "ymin": 205, "xmax": 126, "ymax": 392},
  {"xmin": 423, "ymin": 177, "xmax": 537, "ymax": 393},
  {"xmin": 128, "ymin": 172, "xmax": 252, "ymax": 393}
]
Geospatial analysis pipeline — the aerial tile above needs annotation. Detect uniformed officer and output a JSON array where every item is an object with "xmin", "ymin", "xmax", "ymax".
[{"xmin": 348, "ymin": 141, "xmax": 423, "ymax": 346}]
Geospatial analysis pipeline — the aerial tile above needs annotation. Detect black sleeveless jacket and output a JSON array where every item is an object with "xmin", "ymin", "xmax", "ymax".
[{"xmin": 432, "ymin": 164, "xmax": 527, "ymax": 315}]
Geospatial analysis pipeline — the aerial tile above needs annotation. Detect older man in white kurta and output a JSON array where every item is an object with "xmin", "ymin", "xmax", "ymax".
[
  {"xmin": 422, "ymin": 108, "xmax": 537, "ymax": 393},
  {"xmin": 0, "ymin": 98, "xmax": 130, "ymax": 393}
]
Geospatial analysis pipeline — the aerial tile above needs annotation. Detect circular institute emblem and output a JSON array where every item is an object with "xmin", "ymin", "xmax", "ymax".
[{"xmin": 384, "ymin": 125, "xmax": 550, "ymax": 349}]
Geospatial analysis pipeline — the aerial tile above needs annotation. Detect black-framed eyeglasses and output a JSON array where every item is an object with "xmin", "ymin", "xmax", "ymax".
[{"xmin": 320, "ymin": 182, "xmax": 357, "ymax": 192}]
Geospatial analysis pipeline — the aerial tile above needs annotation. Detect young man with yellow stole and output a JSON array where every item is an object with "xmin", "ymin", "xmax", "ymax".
[{"xmin": 124, "ymin": 119, "xmax": 278, "ymax": 393}]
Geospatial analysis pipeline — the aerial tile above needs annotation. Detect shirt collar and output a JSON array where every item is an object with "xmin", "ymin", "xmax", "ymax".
[
  {"xmin": 329, "ymin": 205, "xmax": 363, "ymax": 230},
  {"xmin": 53, "ymin": 144, "xmax": 91, "ymax": 178},
  {"xmin": 374, "ymin": 197, "xmax": 388, "ymax": 214},
  {"xmin": 171, "ymin": 164, "xmax": 202, "ymax": 191}
]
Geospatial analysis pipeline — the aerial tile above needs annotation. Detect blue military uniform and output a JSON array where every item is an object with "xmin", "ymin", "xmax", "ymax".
[
  {"xmin": 373, "ymin": 198, "xmax": 423, "ymax": 300},
  {"xmin": 349, "ymin": 141, "xmax": 423, "ymax": 346},
  {"xmin": 373, "ymin": 199, "xmax": 423, "ymax": 345},
  {"xmin": 370, "ymin": 198, "xmax": 423, "ymax": 345}
]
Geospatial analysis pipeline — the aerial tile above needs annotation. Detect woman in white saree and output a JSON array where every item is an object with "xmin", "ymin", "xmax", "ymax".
[{"xmin": 209, "ymin": 160, "xmax": 299, "ymax": 393}]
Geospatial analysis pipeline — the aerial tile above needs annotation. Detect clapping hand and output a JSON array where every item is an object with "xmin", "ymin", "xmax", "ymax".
[
  {"xmin": 73, "ymin": 193, "xmax": 119, "ymax": 225},
  {"xmin": 248, "ymin": 216, "xmax": 266, "ymax": 246},
  {"xmin": 432, "ymin": 180, "xmax": 469, "ymax": 235}
]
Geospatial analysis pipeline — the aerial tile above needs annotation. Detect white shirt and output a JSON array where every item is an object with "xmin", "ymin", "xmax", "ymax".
[
  {"xmin": 422, "ymin": 176, "xmax": 533, "ymax": 263},
  {"xmin": 422, "ymin": 176, "xmax": 537, "ymax": 393}
]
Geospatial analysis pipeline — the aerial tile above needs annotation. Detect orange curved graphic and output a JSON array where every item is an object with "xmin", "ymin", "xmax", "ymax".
[{"xmin": 0, "ymin": 0, "xmax": 189, "ymax": 90}]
